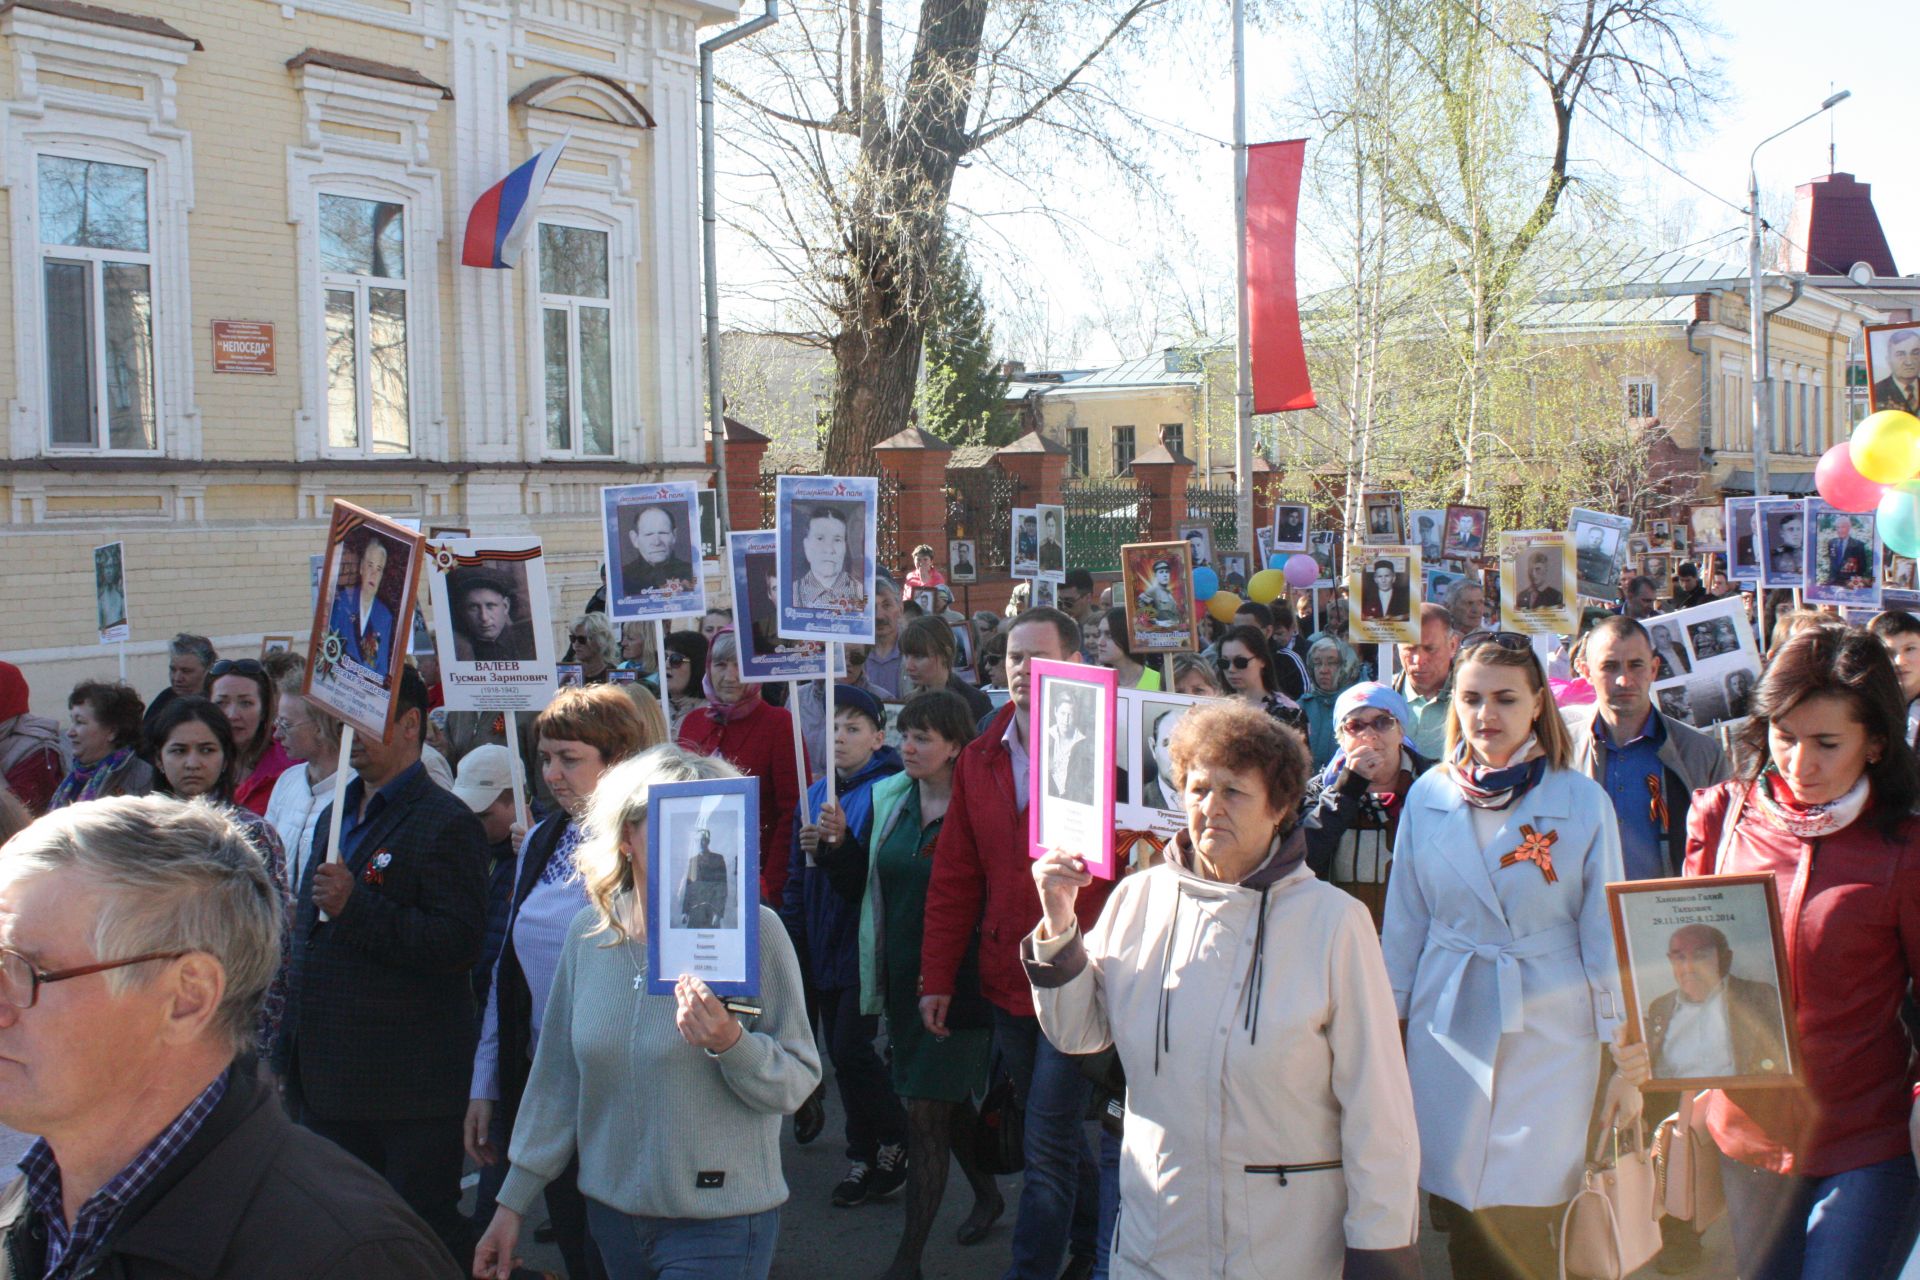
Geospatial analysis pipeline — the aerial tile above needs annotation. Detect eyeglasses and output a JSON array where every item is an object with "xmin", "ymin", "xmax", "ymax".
[
  {"xmin": 208, "ymin": 658, "xmax": 265, "ymax": 678},
  {"xmin": 1341, "ymin": 713, "xmax": 1400, "ymax": 736},
  {"xmin": 0, "ymin": 947, "xmax": 188, "ymax": 1010},
  {"xmin": 1218, "ymin": 655, "xmax": 1258, "ymax": 671}
]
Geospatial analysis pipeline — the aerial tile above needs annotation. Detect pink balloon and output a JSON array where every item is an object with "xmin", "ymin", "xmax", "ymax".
[
  {"xmin": 1283, "ymin": 553, "xmax": 1320, "ymax": 588},
  {"xmin": 1815, "ymin": 443, "xmax": 1885, "ymax": 514}
]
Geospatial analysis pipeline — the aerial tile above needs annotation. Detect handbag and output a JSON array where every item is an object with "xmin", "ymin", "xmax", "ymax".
[
  {"xmin": 974, "ymin": 1051, "xmax": 1026, "ymax": 1176},
  {"xmin": 1558, "ymin": 1125, "xmax": 1661, "ymax": 1280},
  {"xmin": 1652, "ymin": 1092, "xmax": 1725, "ymax": 1227}
]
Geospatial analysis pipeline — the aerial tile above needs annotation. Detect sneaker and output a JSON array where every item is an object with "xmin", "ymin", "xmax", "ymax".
[
  {"xmin": 865, "ymin": 1142, "xmax": 908, "ymax": 1200},
  {"xmin": 795, "ymin": 1084, "xmax": 826, "ymax": 1145},
  {"xmin": 832, "ymin": 1161, "xmax": 873, "ymax": 1207}
]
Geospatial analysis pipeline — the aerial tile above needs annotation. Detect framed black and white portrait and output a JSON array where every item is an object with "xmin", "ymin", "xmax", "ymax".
[
  {"xmin": 604, "ymin": 482, "xmax": 705, "ymax": 623},
  {"xmin": 425, "ymin": 535, "xmax": 558, "ymax": 711},
  {"xmin": 1272, "ymin": 503, "xmax": 1310, "ymax": 553},
  {"xmin": 646, "ymin": 776, "xmax": 761, "ymax": 997},
  {"xmin": 1028, "ymin": 660, "xmax": 1117, "ymax": 880},
  {"xmin": 93, "ymin": 541, "xmax": 128, "ymax": 644}
]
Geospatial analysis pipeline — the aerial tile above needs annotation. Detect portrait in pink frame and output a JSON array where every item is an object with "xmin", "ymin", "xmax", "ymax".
[{"xmin": 1027, "ymin": 658, "xmax": 1119, "ymax": 880}]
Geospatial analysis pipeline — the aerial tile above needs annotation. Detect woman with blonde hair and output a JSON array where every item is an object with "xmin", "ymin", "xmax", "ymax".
[
  {"xmin": 1381, "ymin": 632, "xmax": 1631, "ymax": 1280},
  {"xmin": 465, "ymin": 683, "xmax": 654, "ymax": 1277},
  {"xmin": 473, "ymin": 747, "xmax": 819, "ymax": 1280},
  {"xmin": 567, "ymin": 612, "xmax": 619, "ymax": 684}
]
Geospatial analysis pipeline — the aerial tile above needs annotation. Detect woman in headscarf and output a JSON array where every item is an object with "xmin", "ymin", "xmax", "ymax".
[{"xmin": 676, "ymin": 630, "xmax": 801, "ymax": 907}]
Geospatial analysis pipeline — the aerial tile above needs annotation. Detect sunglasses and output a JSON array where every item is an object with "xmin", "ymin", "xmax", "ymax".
[
  {"xmin": 1217, "ymin": 655, "xmax": 1259, "ymax": 671},
  {"xmin": 1459, "ymin": 630, "xmax": 1534, "ymax": 654},
  {"xmin": 667, "ymin": 653, "xmax": 690, "ymax": 668},
  {"xmin": 209, "ymin": 658, "xmax": 266, "ymax": 678},
  {"xmin": 1341, "ymin": 713, "xmax": 1400, "ymax": 736}
]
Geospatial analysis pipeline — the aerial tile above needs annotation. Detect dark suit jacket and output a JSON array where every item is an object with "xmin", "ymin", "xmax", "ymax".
[
  {"xmin": 623, "ymin": 554, "xmax": 695, "ymax": 592},
  {"xmin": 0, "ymin": 1071, "xmax": 457, "ymax": 1279},
  {"xmin": 1038, "ymin": 540, "xmax": 1064, "ymax": 572},
  {"xmin": 1873, "ymin": 375, "xmax": 1920, "ymax": 416},
  {"xmin": 1515, "ymin": 585, "xmax": 1564, "ymax": 609},
  {"xmin": 1360, "ymin": 581, "xmax": 1409, "ymax": 619},
  {"xmin": 282, "ymin": 764, "xmax": 487, "ymax": 1122},
  {"xmin": 1826, "ymin": 537, "xmax": 1870, "ymax": 585},
  {"xmin": 1645, "ymin": 974, "xmax": 1789, "ymax": 1079},
  {"xmin": 1046, "ymin": 733, "xmax": 1095, "ymax": 800}
]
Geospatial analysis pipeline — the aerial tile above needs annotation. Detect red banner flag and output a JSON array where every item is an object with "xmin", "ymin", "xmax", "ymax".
[{"xmin": 1246, "ymin": 139, "xmax": 1316, "ymax": 414}]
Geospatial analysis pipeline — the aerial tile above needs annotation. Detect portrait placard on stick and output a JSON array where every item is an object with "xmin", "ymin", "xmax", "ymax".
[
  {"xmin": 1497, "ymin": 531, "xmax": 1575, "ymax": 636},
  {"xmin": 948, "ymin": 539, "xmax": 978, "ymax": 584},
  {"xmin": 1309, "ymin": 529, "xmax": 1342, "ymax": 587},
  {"xmin": 304, "ymin": 501, "xmax": 425, "ymax": 741},
  {"xmin": 1883, "ymin": 552, "xmax": 1920, "ymax": 609},
  {"xmin": 1029, "ymin": 660, "xmax": 1117, "ymax": 881},
  {"xmin": 93, "ymin": 542, "xmax": 128, "ymax": 644},
  {"xmin": 1175, "ymin": 519, "xmax": 1215, "ymax": 569},
  {"xmin": 730, "ymin": 530, "xmax": 832, "ymax": 683},
  {"xmin": 1724, "ymin": 497, "xmax": 1762, "ymax": 583},
  {"xmin": 1802, "ymin": 497, "xmax": 1880, "ymax": 609},
  {"xmin": 1117, "ymin": 686, "xmax": 1215, "ymax": 835},
  {"xmin": 1010, "ymin": 507, "xmax": 1040, "ymax": 580},
  {"xmin": 1569, "ymin": 508, "xmax": 1633, "ymax": 600},
  {"xmin": 775, "ymin": 474, "xmax": 878, "ymax": 643},
  {"xmin": 425, "ymin": 536, "xmax": 557, "ymax": 712},
  {"xmin": 645, "ymin": 776, "xmax": 761, "ymax": 997},
  {"xmin": 1361, "ymin": 490, "xmax": 1404, "ymax": 546},
  {"xmin": 1119, "ymin": 541, "xmax": 1197, "ymax": 655},
  {"xmin": 1272, "ymin": 503, "xmax": 1309, "ymax": 553},
  {"xmin": 1689, "ymin": 504, "xmax": 1727, "ymax": 555},
  {"xmin": 1607, "ymin": 872, "xmax": 1800, "ymax": 1091},
  {"xmin": 1036, "ymin": 503, "xmax": 1067, "ymax": 583},
  {"xmin": 1441, "ymin": 505, "xmax": 1488, "ymax": 561},
  {"xmin": 1349, "ymin": 545, "xmax": 1423, "ymax": 646},
  {"xmin": 1756, "ymin": 498, "xmax": 1808, "ymax": 591},
  {"xmin": 604, "ymin": 482, "xmax": 705, "ymax": 622},
  {"xmin": 1866, "ymin": 320, "xmax": 1920, "ymax": 416},
  {"xmin": 1406, "ymin": 509, "xmax": 1446, "ymax": 565},
  {"xmin": 1646, "ymin": 595, "xmax": 1762, "ymax": 727}
]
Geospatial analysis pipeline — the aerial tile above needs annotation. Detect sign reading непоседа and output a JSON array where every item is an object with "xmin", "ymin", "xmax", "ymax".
[{"xmin": 212, "ymin": 320, "xmax": 275, "ymax": 374}]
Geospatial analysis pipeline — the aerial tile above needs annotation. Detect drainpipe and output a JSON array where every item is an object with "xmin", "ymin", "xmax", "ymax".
[
  {"xmin": 701, "ymin": 0, "xmax": 780, "ymax": 534},
  {"xmin": 1685, "ymin": 299, "xmax": 1711, "ymax": 479}
]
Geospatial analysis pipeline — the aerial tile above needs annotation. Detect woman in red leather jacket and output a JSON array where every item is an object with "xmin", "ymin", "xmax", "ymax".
[{"xmin": 1619, "ymin": 626, "xmax": 1920, "ymax": 1280}]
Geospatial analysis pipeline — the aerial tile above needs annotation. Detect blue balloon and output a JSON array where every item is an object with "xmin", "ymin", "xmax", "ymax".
[
  {"xmin": 1192, "ymin": 566, "xmax": 1220, "ymax": 601},
  {"xmin": 1268, "ymin": 553, "xmax": 1288, "ymax": 571},
  {"xmin": 1880, "ymin": 481, "xmax": 1920, "ymax": 559}
]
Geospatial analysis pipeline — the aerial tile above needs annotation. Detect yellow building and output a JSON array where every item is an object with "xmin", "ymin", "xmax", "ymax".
[{"xmin": 0, "ymin": 0, "xmax": 738, "ymax": 717}]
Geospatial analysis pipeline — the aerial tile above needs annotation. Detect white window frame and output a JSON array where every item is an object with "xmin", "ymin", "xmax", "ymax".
[
  {"xmin": 316, "ymin": 190, "xmax": 415, "ymax": 458},
  {"xmin": 287, "ymin": 61, "xmax": 446, "ymax": 462},
  {"xmin": 534, "ymin": 218, "xmax": 618, "ymax": 459},
  {"xmin": 1623, "ymin": 376, "xmax": 1657, "ymax": 421},
  {"xmin": 1, "ymin": 6, "xmax": 199, "ymax": 460}
]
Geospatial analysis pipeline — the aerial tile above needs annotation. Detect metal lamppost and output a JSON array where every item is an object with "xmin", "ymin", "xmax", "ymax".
[{"xmin": 1747, "ymin": 89, "xmax": 1849, "ymax": 496}]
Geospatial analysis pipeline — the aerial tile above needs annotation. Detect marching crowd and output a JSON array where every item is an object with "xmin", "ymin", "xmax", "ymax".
[{"xmin": 0, "ymin": 537, "xmax": 1917, "ymax": 1280}]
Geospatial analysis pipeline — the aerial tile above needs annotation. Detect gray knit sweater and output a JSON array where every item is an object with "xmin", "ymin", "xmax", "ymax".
[{"xmin": 496, "ymin": 903, "xmax": 821, "ymax": 1220}]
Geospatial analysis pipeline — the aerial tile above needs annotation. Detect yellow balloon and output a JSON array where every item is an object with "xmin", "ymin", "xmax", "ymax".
[
  {"xmin": 1207, "ymin": 590, "xmax": 1243, "ymax": 624},
  {"xmin": 1849, "ymin": 410, "xmax": 1920, "ymax": 484},
  {"xmin": 1246, "ymin": 568, "xmax": 1286, "ymax": 604}
]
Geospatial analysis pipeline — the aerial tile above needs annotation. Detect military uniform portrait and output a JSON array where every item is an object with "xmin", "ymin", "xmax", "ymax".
[
  {"xmin": 1757, "ymin": 498, "xmax": 1808, "ymax": 590},
  {"xmin": 1273, "ymin": 503, "xmax": 1310, "ymax": 552},
  {"xmin": 1609, "ymin": 873, "xmax": 1799, "ymax": 1089},
  {"xmin": 603, "ymin": 481, "xmax": 706, "ymax": 623},
  {"xmin": 425, "ymin": 535, "xmax": 559, "ymax": 712},
  {"xmin": 1120, "ymin": 540, "xmax": 1197, "ymax": 654},
  {"xmin": 1570, "ymin": 508, "xmax": 1633, "ymax": 599},
  {"xmin": 1441, "ymin": 504, "xmax": 1487, "ymax": 560},
  {"xmin": 1867, "ymin": 321, "xmax": 1920, "ymax": 417},
  {"xmin": 447, "ymin": 563, "xmax": 537, "ymax": 662},
  {"xmin": 1037, "ymin": 503, "xmax": 1068, "ymax": 583},
  {"xmin": 647, "ymin": 776, "xmax": 761, "ymax": 997},
  {"xmin": 1804, "ymin": 499, "xmax": 1881, "ymax": 607},
  {"xmin": 304, "ymin": 502, "xmax": 425, "ymax": 741},
  {"xmin": 775, "ymin": 475, "xmax": 879, "ymax": 644}
]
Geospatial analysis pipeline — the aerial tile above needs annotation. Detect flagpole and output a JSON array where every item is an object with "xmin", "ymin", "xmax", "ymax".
[{"xmin": 1231, "ymin": 0, "xmax": 1256, "ymax": 563}]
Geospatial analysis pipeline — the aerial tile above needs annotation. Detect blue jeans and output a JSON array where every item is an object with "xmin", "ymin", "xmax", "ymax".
[
  {"xmin": 584, "ymin": 1201, "xmax": 778, "ymax": 1280},
  {"xmin": 1094, "ymin": 1124, "xmax": 1121, "ymax": 1279},
  {"xmin": 1720, "ymin": 1151, "xmax": 1920, "ymax": 1280},
  {"xmin": 993, "ymin": 1009, "xmax": 1100, "ymax": 1280}
]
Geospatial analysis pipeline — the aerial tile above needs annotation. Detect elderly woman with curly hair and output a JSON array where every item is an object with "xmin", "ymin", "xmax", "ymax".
[
  {"xmin": 1023, "ymin": 700, "xmax": 1421, "ymax": 1279},
  {"xmin": 52, "ymin": 680, "xmax": 153, "ymax": 808},
  {"xmin": 566, "ymin": 612, "xmax": 619, "ymax": 685}
]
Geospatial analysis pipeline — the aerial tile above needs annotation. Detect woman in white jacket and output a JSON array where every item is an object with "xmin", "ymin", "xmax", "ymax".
[
  {"xmin": 1024, "ymin": 699, "xmax": 1420, "ymax": 1280},
  {"xmin": 1381, "ymin": 631, "xmax": 1635, "ymax": 1280}
]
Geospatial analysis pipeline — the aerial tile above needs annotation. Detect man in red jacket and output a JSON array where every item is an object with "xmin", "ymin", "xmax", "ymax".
[{"xmin": 920, "ymin": 607, "xmax": 1114, "ymax": 1280}]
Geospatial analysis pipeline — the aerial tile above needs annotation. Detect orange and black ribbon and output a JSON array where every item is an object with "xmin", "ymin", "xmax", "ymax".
[
  {"xmin": 1499, "ymin": 823, "xmax": 1559, "ymax": 884},
  {"xmin": 1647, "ymin": 774, "xmax": 1669, "ymax": 831}
]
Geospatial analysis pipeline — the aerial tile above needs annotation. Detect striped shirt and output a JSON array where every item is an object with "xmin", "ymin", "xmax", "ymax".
[{"xmin": 20, "ymin": 1069, "xmax": 229, "ymax": 1279}]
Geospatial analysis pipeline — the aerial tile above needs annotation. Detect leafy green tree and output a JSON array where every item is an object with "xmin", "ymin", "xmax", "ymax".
[{"xmin": 919, "ymin": 235, "xmax": 1012, "ymax": 445}]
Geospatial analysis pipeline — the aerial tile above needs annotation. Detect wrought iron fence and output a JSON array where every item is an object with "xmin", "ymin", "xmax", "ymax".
[
  {"xmin": 945, "ymin": 466, "xmax": 1021, "ymax": 574},
  {"xmin": 1186, "ymin": 482, "xmax": 1241, "ymax": 550},
  {"xmin": 1062, "ymin": 480, "xmax": 1149, "ymax": 574}
]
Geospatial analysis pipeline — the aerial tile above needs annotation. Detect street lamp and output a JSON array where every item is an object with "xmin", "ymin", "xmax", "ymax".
[{"xmin": 1747, "ymin": 89, "xmax": 1849, "ymax": 496}]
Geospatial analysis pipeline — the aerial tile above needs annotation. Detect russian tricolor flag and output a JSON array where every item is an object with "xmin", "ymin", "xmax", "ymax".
[{"xmin": 461, "ymin": 133, "xmax": 572, "ymax": 269}]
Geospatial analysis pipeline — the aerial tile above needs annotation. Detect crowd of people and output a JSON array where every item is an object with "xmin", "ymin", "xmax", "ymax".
[{"xmin": 0, "ymin": 538, "xmax": 1916, "ymax": 1280}]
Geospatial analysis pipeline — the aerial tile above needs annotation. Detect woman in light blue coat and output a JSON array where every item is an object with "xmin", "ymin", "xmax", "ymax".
[{"xmin": 1381, "ymin": 632, "xmax": 1637, "ymax": 1280}]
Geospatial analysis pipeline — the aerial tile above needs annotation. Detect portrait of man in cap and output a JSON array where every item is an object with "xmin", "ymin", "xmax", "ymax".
[{"xmin": 448, "ymin": 563, "xmax": 537, "ymax": 662}]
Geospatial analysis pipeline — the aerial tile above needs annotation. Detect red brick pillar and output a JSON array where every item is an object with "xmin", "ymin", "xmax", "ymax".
[
  {"xmin": 993, "ymin": 431, "xmax": 1068, "ymax": 507},
  {"xmin": 718, "ymin": 416, "xmax": 769, "ymax": 532},
  {"xmin": 1131, "ymin": 444, "xmax": 1194, "ymax": 543},
  {"xmin": 873, "ymin": 426, "xmax": 954, "ymax": 578}
]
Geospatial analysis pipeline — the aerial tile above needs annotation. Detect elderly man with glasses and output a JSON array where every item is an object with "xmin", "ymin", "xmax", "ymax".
[
  {"xmin": 0, "ymin": 796, "xmax": 457, "ymax": 1278},
  {"xmin": 1300, "ymin": 682, "xmax": 1433, "ymax": 929}
]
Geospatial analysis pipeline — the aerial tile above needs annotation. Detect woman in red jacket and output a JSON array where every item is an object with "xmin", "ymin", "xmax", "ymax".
[
  {"xmin": 676, "ymin": 629, "xmax": 800, "ymax": 906},
  {"xmin": 1619, "ymin": 626, "xmax": 1920, "ymax": 1280}
]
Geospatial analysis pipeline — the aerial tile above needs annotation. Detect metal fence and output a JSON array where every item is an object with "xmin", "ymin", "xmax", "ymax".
[
  {"xmin": 1185, "ymin": 482, "xmax": 1240, "ymax": 550},
  {"xmin": 945, "ymin": 466, "xmax": 1021, "ymax": 574},
  {"xmin": 1062, "ymin": 480, "xmax": 1149, "ymax": 573}
]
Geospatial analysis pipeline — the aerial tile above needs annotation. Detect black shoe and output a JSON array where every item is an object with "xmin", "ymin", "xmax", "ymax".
[
  {"xmin": 956, "ymin": 1189, "xmax": 1004, "ymax": 1245},
  {"xmin": 865, "ymin": 1142, "xmax": 908, "ymax": 1200},
  {"xmin": 832, "ymin": 1160, "xmax": 873, "ymax": 1207},
  {"xmin": 795, "ymin": 1084, "xmax": 826, "ymax": 1145},
  {"xmin": 1058, "ymin": 1255, "xmax": 1096, "ymax": 1280}
]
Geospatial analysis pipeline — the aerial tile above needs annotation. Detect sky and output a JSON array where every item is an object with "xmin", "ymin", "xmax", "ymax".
[{"xmin": 713, "ymin": 0, "xmax": 1911, "ymax": 370}]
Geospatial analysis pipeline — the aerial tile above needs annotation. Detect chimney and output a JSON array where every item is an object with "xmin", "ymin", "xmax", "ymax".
[
  {"xmin": 1776, "ymin": 172, "xmax": 1898, "ymax": 276},
  {"xmin": 1163, "ymin": 347, "xmax": 1184, "ymax": 374},
  {"xmin": 1001, "ymin": 360, "xmax": 1026, "ymax": 380}
]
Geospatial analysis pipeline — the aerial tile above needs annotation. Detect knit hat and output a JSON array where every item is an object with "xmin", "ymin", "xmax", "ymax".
[
  {"xmin": 0, "ymin": 663, "xmax": 28, "ymax": 722},
  {"xmin": 830, "ymin": 684, "xmax": 886, "ymax": 730},
  {"xmin": 1331, "ymin": 681, "xmax": 1411, "ymax": 734}
]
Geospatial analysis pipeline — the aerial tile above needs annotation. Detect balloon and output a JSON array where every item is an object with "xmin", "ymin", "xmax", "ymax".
[
  {"xmin": 1815, "ymin": 443, "xmax": 1886, "ymax": 514},
  {"xmin": 1283, "ymin": 553, "xmax": 1320, "ymax": 589},
  {"xmin": 1849, "ymin": 410, "xmax": 1920, "ymax": 485},
  {"xmin": 1207, "ymin": 590, "xmax": 1243, "ymax": 624},
  {"xmin": 1246, "ymin": 569, "xmax": 1286, "ymax": 604},
  {"xmin": 1267, "ymin": 553, "xmax": 1289, "ymax": 571},
  {"xmin": 1879, "ymin": 481, "xmax": 1920, "ymax": 559},
  {"xmin": 1191, "ymin": 566, "xmax": 1219, "ymax": 601}
]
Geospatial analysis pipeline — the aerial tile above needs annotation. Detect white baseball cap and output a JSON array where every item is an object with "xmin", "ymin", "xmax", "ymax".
[{"xmin": 451, "ymin": 744, "xmax": 515, "ymax": 814}]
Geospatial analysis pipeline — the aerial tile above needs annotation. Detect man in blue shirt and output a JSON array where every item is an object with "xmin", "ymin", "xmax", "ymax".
[{"xmin": 1563, "ymin": 616, "xmax": 1730, "ymax": 1273}]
